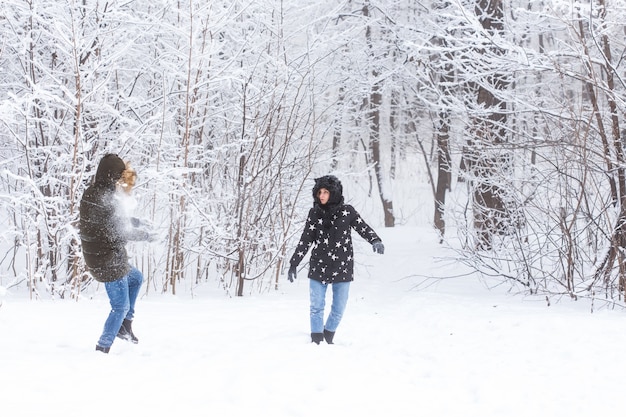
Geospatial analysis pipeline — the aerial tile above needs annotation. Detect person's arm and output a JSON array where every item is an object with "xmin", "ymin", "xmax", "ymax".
[
  {"xmin": 125, "ymin": 218, "xmax": 156, "ymax": 242},
  {"xmin": 349, "ymin": 206, "xmax": 384, "ymax": 254},
  {"xmin": 289, "ymin": 208, "xmax": 317, "ymax": 267},
  {"xmin": 113, "ymin": 202, "xmax": 156, "ymax": 242},
  {"xmin": 287, "ymin": 208, "xmax": 317, "ymax": 282}
]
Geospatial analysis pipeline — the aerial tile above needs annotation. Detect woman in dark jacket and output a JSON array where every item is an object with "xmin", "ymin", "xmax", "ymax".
[
  {"xmin": 80, "ymin": 154, "xmax": 153, "ymax": 353},
  {"xmin": 288, "ymin": 175, "xmax": 384, "ymax": 344}
]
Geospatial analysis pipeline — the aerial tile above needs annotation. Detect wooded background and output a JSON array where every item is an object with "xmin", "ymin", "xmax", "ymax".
[{"xmin": 1, "ymin": 0, "xmax": 625, "ymax": 303}]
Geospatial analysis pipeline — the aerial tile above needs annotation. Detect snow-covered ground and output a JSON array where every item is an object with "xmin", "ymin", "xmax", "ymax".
[{"xmin": 1, "ymin": 225, "xmax": 625, "ymax": 417}]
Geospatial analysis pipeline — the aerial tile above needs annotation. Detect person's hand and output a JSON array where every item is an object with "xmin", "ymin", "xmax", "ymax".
[
  {"xmin": 140, "ymin": 230, "xmax": 159, "ymax": 242},
  {"xmin": 288, "ymin": 265, "xmax": 297, "ymax": 282},
  {"xmin": 372, "ymin": 240, "xmax": 384, "ymax": 255},
  {"xmin": 131, "ymin": 217, "xmax": 153, "ymax": 228}
]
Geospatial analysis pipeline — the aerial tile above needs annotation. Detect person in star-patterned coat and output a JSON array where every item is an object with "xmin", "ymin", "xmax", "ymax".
[{"xmin": 288, "ymin": 175, "xmax": 384, "ymax": 344}]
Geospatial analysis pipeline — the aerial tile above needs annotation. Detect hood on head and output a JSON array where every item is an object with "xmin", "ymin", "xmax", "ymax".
[
  {"xmin": 94, "ymin": 154, "xmax": 126, "ymax": 187},
  {"xmin": 312, "ymin": 175, "xmax": 343, "ymax": 206}
]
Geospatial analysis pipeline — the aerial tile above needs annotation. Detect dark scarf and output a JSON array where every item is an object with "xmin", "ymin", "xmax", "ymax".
[{"xmin": 315, "ymin": 198, "xmax": 344, "ymax": 231}]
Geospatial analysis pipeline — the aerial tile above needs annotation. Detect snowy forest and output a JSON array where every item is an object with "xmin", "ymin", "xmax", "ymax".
[{"xmin": 1, "ymin": 0, "xmax": 625, "ymax": 303}]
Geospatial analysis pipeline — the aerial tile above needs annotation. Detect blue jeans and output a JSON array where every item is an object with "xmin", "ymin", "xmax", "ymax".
[
  {"xmin": 97, "ymin": 267, "xmax": 143, "ymax": 348},
  {"xmin": 309, "ymin": 279, "xmax": 350, "ymax": 333}
]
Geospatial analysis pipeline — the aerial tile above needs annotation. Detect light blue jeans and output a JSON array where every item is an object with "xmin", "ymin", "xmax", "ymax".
[
  {"xmin": 309, "ymin": 279, "xmax": 350, "ymax": 333},
  {"xmin": 97, "ymin": 267, "xmax": 143, "ymax": 348}
]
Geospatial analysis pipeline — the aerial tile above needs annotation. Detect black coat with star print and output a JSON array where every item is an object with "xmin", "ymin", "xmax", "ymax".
[{"xmin": 290, "ymin": 203, "xmax": 381, "ymax": 284}]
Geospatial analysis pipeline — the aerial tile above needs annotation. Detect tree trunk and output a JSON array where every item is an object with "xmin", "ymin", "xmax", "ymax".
[
  {"xmin": 430, "ymin": 29, "xmax": 455, "ymax": 240},
  {"xmin": 434, "ymin": 110, "xmax": 451, "ymax": 239},
  {"xmin": 331, "ymin": 85, "xmax": 345, "ymax": 171},
  {"xmin": 470, "ymin": 0, "xmax": 509, "ymax": 250},
  {"xmin": 364, "ymin": 2, "xmax": 394, "ymax": 227}
]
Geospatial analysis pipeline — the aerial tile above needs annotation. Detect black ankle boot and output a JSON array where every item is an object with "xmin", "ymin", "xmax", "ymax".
[
  {"xmin": 311, "ymin": 332, "xmax": 324, "ymax": 344},
  {"xmin": 95, "ymin": 345, "xmax": 110, "ymax": 353},
  {"xmin": 323, "ymin": 329, "xmax": 335, "ymax": 344},
  {"xmin": 116, "ymin": 319, "xmax": 139, "ymax": 344}
]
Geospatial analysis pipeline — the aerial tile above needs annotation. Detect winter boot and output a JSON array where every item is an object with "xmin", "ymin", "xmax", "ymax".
[
  {"xmin": 95, "ymin": 345, "xmax": 110, "ymax": 354},
  {"xmin": 116, "ymin": 319, "xmax": 139, "ymax": 344},
  {"xmin": 323, "ymin": 329, "xmax": 335, "ymax": 344},
  {"xmin": 311, "ymin": 332, "xmax": 324, "ymax": 345}
]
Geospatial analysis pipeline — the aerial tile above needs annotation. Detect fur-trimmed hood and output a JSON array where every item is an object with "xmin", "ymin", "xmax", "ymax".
[{"xmin": 312, "ymin": 175, "xmax": 343, "ymax": 206}]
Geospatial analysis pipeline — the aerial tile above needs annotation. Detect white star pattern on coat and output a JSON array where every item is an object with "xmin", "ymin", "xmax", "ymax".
[{"xmin": 289, "ymin": 204, "xmax": 381, "ymax": 284}]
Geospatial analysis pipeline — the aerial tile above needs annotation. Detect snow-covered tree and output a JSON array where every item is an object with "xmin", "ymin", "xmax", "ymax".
[{"xmin": 2, "ymin": 0, "xmax": 626, "ymax": 305}]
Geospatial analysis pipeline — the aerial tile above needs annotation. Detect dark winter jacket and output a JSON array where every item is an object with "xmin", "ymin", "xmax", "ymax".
[
  {"xmin": 289, "ymin": 175, "xmax": 381, "ymax": 284},
  {"xmin": 79, "ymin": 154, "xmax": 150, "ymax": 282}
]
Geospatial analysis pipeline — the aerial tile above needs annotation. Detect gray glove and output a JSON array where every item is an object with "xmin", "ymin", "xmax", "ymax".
[
  {"xmin": 145, "ymin": 231, "xmax": 159, "ymax": 242},
  {"xmin": 372, "ymin": 240, "xmax": 384, "ymax": 254},
  {"xmin": 288, "ymin": 265, "xmax": 297, "ymax": 282}
]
